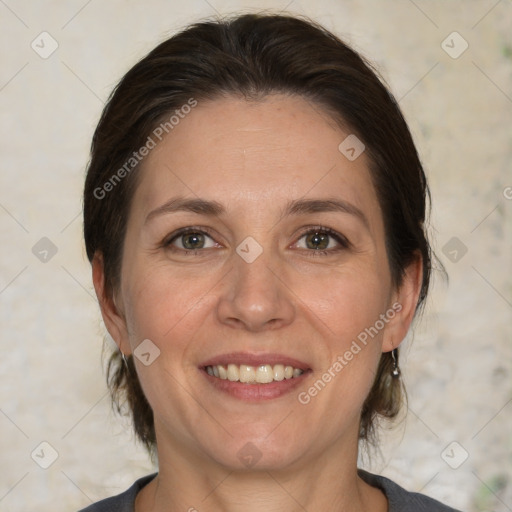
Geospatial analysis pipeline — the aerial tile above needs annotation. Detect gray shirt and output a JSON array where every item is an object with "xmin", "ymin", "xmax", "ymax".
[{"xmin": 78, "ymin": 470, "xmax": 463, "ymax": 511}]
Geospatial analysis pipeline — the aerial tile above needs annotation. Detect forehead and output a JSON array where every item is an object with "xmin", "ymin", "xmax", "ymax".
[{"xmin": 131, "ymin": 94, "xmax": 382, "ymax": 230}]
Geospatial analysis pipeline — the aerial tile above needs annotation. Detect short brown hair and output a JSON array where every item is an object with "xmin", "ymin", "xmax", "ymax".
[{"xmin": 84, "ymin": 12, "xmax": 435, "ymax": 453}]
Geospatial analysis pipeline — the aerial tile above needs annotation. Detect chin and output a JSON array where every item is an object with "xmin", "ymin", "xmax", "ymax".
[{"xmin": 203, "ymin": 432, "xmax": 308, "ymax": 472}]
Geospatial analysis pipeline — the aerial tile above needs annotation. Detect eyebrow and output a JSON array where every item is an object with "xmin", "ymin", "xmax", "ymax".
[{"xmin": 145, "ymin": 196, "xmax": 369, "ymax": 230}]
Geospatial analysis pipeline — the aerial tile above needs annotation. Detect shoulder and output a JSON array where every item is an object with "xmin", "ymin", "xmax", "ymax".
[
  {"xmin": 77, "ymin": 473, "xmax": 157, "ymax": 512},
  {"xmin": 358, "ymin": 469, "xmax": 462, "ymax": 512}
]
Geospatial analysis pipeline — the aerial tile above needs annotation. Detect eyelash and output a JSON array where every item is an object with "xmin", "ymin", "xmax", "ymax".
[{"xmin": 162, "ymin": 225, "xmax": 350, "ymax": 257}]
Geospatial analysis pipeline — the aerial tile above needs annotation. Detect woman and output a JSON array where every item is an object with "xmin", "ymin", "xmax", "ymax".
[{"xmin": 81, "ymin": 12, "xmax": 460, "ymax": 511}]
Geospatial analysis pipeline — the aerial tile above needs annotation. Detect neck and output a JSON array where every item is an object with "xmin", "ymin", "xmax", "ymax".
[{"xmin": 135, "ymin": 427, "xmax": 387, "ymax": 512}]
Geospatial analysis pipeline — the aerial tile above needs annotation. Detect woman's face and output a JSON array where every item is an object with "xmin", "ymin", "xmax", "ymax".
[{"xmin": 97, "ymin": 94, "xmax": 419, "ymax": 471}]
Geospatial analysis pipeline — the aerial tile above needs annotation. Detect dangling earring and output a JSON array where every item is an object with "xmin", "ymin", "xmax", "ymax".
[
  {"xmin": 391, "ymin": 348, "xmax": 401, "ymax": 378},
  {"xmin": 120, "ymin": 351, "xmax": 131, "ymax": 373}
]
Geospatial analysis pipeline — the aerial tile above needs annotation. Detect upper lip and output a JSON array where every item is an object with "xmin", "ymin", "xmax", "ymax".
[{"xmin": 200, "ymin": 352, "xmax": 311, "ymax": 371}]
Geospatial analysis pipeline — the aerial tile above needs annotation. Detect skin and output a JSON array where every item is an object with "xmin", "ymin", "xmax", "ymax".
[{"xmin": 93, "ymin": 94, "xmax": 422, "ymax": 512}]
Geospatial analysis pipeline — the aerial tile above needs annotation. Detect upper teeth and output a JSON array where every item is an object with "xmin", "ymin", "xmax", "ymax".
[{"xmin": 205, "ymin": 364, "xmax": 304, "ymax": 383}]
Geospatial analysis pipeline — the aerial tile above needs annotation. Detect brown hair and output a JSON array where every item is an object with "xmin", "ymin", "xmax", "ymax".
[{"xmin": 84, "ymin": 12, "xmax": 436, "ymax": 453}]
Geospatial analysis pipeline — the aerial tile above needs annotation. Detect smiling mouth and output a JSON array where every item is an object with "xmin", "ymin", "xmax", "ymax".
[{"xmin": 204, "ymin": 364, "xmax": 305, "ymax": 384}]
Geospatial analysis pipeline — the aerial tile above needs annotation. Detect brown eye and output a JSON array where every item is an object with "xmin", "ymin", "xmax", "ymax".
[
  {"xmin": 164, "ymin": 227, "xmax": 217, "ymax": 254},
  {"xmin": 181, "ymin": 232, "xmax": 206, "ymax": 250},
  {"xmin": 295, "ymin": 227, "xmax": 349, "ymax": 256},
  {"xmin": 304, "ymin": 231, "xmax": 330, "ymax": 250}
]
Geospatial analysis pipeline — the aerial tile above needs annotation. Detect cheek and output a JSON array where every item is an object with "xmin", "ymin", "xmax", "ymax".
[
  {"xmin": 121, "ymin": 262, "xmax": 216, "ymax": 350},
  {"xmin": 291, "ymin": 270, "xmax": 391, "ymax": 445},
  {"xmin": 295, "ymin": 265, "xmax": 390, "ymax": 402},
  {"xmin": 297, "ymin": 263, "xmax": 391, "ymax": 342}
]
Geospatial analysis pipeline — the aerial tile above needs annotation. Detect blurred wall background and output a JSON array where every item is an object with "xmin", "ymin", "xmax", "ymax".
[{"xmin": 0, "ymin": 1, "xmax": 511, "ymax": 511}]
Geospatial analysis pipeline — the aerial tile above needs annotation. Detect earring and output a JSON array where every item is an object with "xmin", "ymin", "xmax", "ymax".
[
  {"xmin": 391, "ymin": 348, "xmax": 401, "ymax": 378},
  {"xmin": 121, "ymin": 351, "xmax": 130, "ymax": 372}
]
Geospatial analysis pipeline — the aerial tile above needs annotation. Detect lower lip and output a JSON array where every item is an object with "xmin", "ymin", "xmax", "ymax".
[{"xmin": 201, "ymin": 369, "xmax": 310, "ymax": 401}]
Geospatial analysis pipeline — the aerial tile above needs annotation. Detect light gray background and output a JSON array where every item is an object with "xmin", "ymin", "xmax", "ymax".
[{"xmin": 1, "ymin": 1, "xmax": 511, "ymax": 511}]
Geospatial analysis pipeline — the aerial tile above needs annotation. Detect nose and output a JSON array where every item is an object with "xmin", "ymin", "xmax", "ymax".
[{"xmin": 216, "ymin": 248, "xmax": 296, "ymax": 332}]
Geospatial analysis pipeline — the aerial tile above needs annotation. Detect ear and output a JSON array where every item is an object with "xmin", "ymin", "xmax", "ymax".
[
  {"xmin": 92, "ymin": 252, "xmax": 132, "ymax": 355},
  {"xmin": 381, "ymin": 252, "xmax": 424, "ymax": 353}
]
